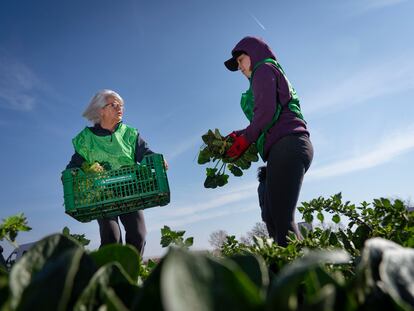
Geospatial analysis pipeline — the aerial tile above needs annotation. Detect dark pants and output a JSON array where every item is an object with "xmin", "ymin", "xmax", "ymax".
[
  {"xmin": 263, "ymin": 133, "xmax": 313, "ymax": 247},
  {"xmin": 97, "ymin": 210, "xmax": 147, "ymax": 256}
]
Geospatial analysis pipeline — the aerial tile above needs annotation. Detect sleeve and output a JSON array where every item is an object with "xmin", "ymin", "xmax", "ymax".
[
  {"xmin": 66, "ymin": 152, "xmax": 85, "ymax": 169},
  {"xmin": 244, "ymin": 64, "xmax": 278, "ymax": 143},
  {"xmin": 135, "ymin": 134, "xmax": 154, "ymax": 163}
]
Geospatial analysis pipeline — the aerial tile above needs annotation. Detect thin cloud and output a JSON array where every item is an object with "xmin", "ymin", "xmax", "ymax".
[
  {"xmin": 162, "ymin": 181, "xmax": 257, "ymax": 218},
  {"xmin": 146, "ymin": 181, "xmax": 258, "ymax": 231},
  {"xmin": 307, "ymin": 125, "xmax": 414, "ymax": 180},
  {"xmin": 168, "ymin": 134, "xmax": 202, "ymax": 161},
  {"xmin": 148, "ymin": 204, "xmax": 256, "ymax": 232},
  {"xmin": 357, "ymin": 0, "xmax": 408, "ymax": 11},
  {"xmin": 304, "ymin": 55, "xmax": 414, "ymax": 115},
  {"xmin": 0, "ymin": 56, "xmax": 41, "ymax": 111}
]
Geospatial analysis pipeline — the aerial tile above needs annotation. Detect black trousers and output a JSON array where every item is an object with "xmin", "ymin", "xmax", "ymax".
[
  {"xmin": 97, "ymin": 210, "xmax": 147, "ymax": 256},
  {"xmin": 263, "ymin": 133, "xmax": 313, "ymax": 247}
]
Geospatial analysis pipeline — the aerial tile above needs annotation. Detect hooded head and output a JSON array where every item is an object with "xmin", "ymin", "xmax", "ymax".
[{"xmin": 224, "ymin": 36, "xmax": 276, "ymax": 72}]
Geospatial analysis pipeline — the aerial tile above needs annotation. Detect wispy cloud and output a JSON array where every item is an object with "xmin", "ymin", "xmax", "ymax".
[
  {"xmin": 148, "ymin": 204, "xmax": 256, "ymax": 232},
  {"xmin": 162, "ymin": 181, "xmax": 257, "ymax": 217},
  {"xmin": 304, "ymin": 54, "xmax": 414, "ymax": 115},
  {"xmin": 168, "ymin": 134, "xmax": 202, "ymax": 161},
  {"xmin": 355, "ymin": 0, "xmax": 408, "ymax": 12},
  {"xmin": 0, "ymin": 55, "xmax": 42, "ymax": 112},
  {"xmin": 307, "ymin": 124, "xmax": 414, "ymax": 180},
  {"xmin": 148, "ymin": 181, "xmax": 258, "ymax": 231}
]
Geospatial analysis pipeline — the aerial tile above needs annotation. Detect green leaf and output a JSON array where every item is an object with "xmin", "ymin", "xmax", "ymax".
[
  {"xmin": 304, "ymin": 212, "xmax": 314, "ymax": 224},
  {"xmin": 157, "ymin": 248, "xmax": 263, "ymax": 310},
  {"xmin": 0, "ymin": 213, "xmax": 31, "ymax": 242},
  {"xmin": 214, "ymin": 128, "xmax": 223, "ymax": 140},
  {"xmin": 332, "ymin": 214, "xmax": 341, "ymax": 224},
  {"xmin": 206, "ymin": 168, "xmax": 218, "ymax": 177},
  {"xmin": 228, "ymin": 164, "xmax": 243, "ymax": 177},
  {"xmin": 184, "ymin": 237, "xmax": 194, "ymax": 248},
  {"xmin": 89, "ymin": 244, "xmax": 140, "ymax": 283},
  {"xmin": 0, "ymin": 274, "xmax": 9, "ymax": 309},
  {"xmin": 267, "ymin": 250, "xmax": 350, "ymax": 310},
  {"xmin": 216, "ymin": 174, "xmax": 229, "ymax": 187},
  {"xmin": 230, "ymin": 254, "xmax": 269, "ymax": 298},
  {"xmin": 62, "ymin": 226, "xmax": 70, "ymax": 236},
  {"xmin": 353, "ymin": 225, "xmax": 371, "ymax": 250},
  {"xmin": 317, "ymin": 212, "xmax": 324, "ymax": 223},
  {"xmin": 9, "ymin": 234, "xmax": 96, "ymax": 311},
  {"xmin": 204, "ymin": 176, "xmax": 218, "ymax": 189},
  {"xmin": 234, "ymin": 157, "xmax": 251, "ymax": 170},
  {"xmin": 74, "ymin": 263, "xmax": 138, "ymax": 311},
  {"xmin": 197, "ymin": 148, "xmax": 211, "ymax": 165}
]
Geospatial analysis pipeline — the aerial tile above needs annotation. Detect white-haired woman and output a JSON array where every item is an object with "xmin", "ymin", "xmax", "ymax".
[{"xmin": 66, "ymin": 89, "xmax": 158, "ymax": 256}]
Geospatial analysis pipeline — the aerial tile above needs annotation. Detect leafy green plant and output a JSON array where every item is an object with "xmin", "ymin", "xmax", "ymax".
[
  {"xmin": 160, "ymin": 225, "xmax": 194, "ymax": 249},
  {"xmin": 198, "ymin": 129, "xmax": 259, "ymax": 188},
  {"xmin": 298, "ymin": 193, "xmax": 414, "ymax": 253},
  {"xmin": 62, "ymin": 226, "xmax": 90, "ymax": 247},
  {"xmin": 0, "ymin": 233, "xmax": 413, "ymax": 310},
  {"xmin": 71, "ymin": 161, "xmax": 115, "ymax": 206},
  {"xmin": 0, "ymin": 213, "xmax": 31, "ymax": 249},
  {"xmin": 1, "ymin": 193, "xmax": 413, "ymax": 310}
]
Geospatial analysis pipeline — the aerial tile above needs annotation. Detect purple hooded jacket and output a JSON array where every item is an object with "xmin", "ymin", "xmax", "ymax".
[{"xmin": 226, "ymin": 36, "xmax": 309, "ymax": 161}]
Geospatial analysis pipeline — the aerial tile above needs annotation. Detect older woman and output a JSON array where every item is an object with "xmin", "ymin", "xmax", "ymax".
[{"xmin": 66, "ymin": 89, "xmax": 156, "ymax": 256}]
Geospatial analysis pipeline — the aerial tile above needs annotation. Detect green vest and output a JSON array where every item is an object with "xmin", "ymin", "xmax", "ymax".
[
  {"xmin": 240, "ymin": 58, "xmax": 305, "ymax": 160},
  {"xmin": 72, "ymin": 123, "xmax": 138, "ymax": 170}
]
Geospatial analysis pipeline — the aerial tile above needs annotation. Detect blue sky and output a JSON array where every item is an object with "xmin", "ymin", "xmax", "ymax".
[{"xmin": 1, "ymin": 0, "xmax": 413, "ymax": 258}]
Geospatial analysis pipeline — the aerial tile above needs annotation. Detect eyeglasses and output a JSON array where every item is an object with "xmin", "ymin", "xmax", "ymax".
[{"xmin": 104, "ymin": 102, "xmax": 124, "ymax": 110}]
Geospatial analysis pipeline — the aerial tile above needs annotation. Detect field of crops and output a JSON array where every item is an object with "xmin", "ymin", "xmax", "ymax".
[{"xmin": 1, "ymin": 194, "xmax": 413, "ymax": 311}]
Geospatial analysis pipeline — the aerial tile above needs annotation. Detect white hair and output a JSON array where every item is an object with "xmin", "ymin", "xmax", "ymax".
[{"xmin": 82, "ymin": 89, "xmax": 124, "ymax": 124}]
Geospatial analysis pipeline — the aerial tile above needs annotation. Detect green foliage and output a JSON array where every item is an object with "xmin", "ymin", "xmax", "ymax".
[
  {"xmin": 73, "ymin": 263, "xmax": 138, "ymax": 311},
  {"xmin": 62, "ymin": 226, "xmax": 90, "ymax": 247},
  {"xmin": 81, "ymin": 161, "xmax": 111, "ymax": 173},
  {"xmin": 160, "ymin": 225, "xmax": 193, "ymax": 249},
  {"xmin": 1, "ymin": 194, "xmax": 413, "ymax": 310},
  {"xmin": 8, "ymin": 234, "xmax": 96, "ymax": 311},
  {"xmin": 297, "ymin": 193, "xmax": 414, "ymax": 253},
  {"xmin": 3, "ymin": 232, "xmax": 413, "ymax": 310},
  {"xmin": 71, "ymin": 161, "xmax": 116, "ymax": 206},
  {"xmin": 89, "ymin": 244, "xmax": 141, "ymax": 283},
  {"xmin": 198, "ymin": 129, "xmax": 259, "ymax": 188},
  {"xmin": 0, "ymin": 213, "xmax": 31, "ymax": 247},
  {"xmin": 138, "ymin": 259, "xmax": 157, "ymax": 282}
]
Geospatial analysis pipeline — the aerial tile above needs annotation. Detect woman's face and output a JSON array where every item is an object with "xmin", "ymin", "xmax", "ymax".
[
  {"xmin": 236, "ymin": 53, "xmax": 252, "ymax": 78},
  {"xmin": 101, "ymin": 95, "xmax": 124, "ymax": 123}
]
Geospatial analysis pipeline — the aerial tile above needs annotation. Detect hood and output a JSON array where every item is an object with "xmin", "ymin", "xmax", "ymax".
[{"xmin": 224, "ymin": 36, "xmax": 277, "ymax": 72}]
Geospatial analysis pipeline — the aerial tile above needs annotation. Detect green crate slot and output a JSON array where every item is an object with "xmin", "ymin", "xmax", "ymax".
[{"xmin": 62, "ymin": 153, "xmax": 170, "ymax": 222}]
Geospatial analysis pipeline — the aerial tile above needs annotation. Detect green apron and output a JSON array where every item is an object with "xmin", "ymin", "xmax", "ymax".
[
  {"xmin": 240, "ymin": 58, "xmax": 305, "ymax": 160},
  {"xmin": 72, "ymin": 123, "xmax": 138, "ymax": 170}
]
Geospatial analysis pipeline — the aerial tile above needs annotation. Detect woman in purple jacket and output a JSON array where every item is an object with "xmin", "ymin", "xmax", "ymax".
[{"xmin": 225, "ymin": 36, "xmax": 313, "ymax": 247}]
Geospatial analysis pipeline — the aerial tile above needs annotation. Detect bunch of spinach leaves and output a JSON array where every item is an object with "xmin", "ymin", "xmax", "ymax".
[{"xmin": 198, "ymin": 129, "xmax": 259, "ymax": 188}]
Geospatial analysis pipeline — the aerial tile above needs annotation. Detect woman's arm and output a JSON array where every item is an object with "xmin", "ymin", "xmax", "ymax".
[
  {"xmin": 66, "ymin": 152, "xmax": 85, "ymax": 169},
  {"xmin": 135, "ymin": 134, "xmax": 154, "ymax": 163},
  {"xmin": 244, "ymin": 64, "xmax": 278, "ymax": 143}
]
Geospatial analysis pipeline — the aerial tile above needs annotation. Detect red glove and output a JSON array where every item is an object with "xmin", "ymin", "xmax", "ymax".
[
  {"xmin": 226, "ymin": 134, "xmax": 250, "ymax": 159},
  {"xmin": 227, "ymin": 131, "xmax": 238, "ymax": 139}
]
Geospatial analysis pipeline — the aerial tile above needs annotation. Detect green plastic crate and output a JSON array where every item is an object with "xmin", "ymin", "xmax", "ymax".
[{"xmin": 62, "ymin": 153, "xmax": 170, "ymax": 222}]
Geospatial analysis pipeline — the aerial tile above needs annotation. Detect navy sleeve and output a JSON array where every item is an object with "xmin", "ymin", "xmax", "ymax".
[
  {"xmin": 135, "ymin": 134, "xmax": 154, "ymax": 163},
  {"xmin": 66, "ymin": 152, "xmax": 85, "ymax": 169}
]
